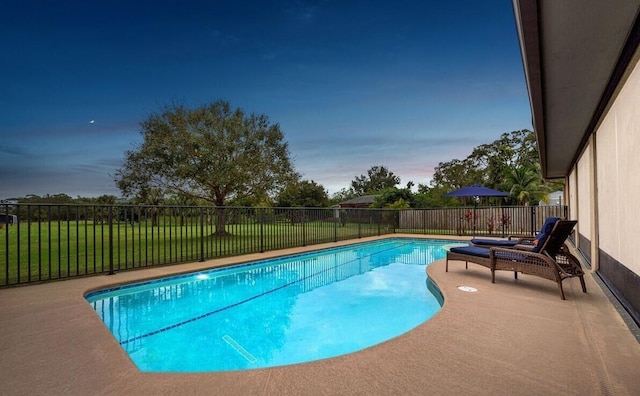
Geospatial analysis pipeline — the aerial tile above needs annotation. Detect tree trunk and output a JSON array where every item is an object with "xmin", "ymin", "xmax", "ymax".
[{"xmin": 213, "ymin": 206, "xmax": 231, "ymax": 236}]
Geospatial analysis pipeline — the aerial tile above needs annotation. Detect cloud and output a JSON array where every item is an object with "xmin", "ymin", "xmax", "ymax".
[
  {"xmin": 0, "ymin": 160, "xmax": 120, "ymax": 200},
  {"xmin": 0, "ymin": 144, "xmax": 30, "ymax": 157},
  {"xmin": 286, "ymin": 4, "xmax": 320, "ymax": 23},
  {"xmin": 0, "ymin": 133, "xmax": 130, "ymax": 200},
  {"xmin": 208, "ymin": 28, "xmax": 242, "ymax": 47}
]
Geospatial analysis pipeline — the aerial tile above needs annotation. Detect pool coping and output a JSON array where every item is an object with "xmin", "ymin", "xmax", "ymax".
[{"xmin": 1, "ymin": 234, "xmax": 639, "ymax": 395}]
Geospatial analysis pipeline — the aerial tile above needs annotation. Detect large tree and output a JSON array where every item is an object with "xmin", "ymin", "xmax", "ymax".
[
  {"xmin": 351, "ymin": 165, "xmax": 400, "ymax": 195},
  {"xmin": 329, "ymin": 188, "xmax": 358, "ymax": 206},
  {"xmin": 371, "ymin": 187, "xmax": 416, "ymax": 208},
  {"xmin": 430, "ymin": 158, "xmax": 482, "ymax": 192},
  {"xmin": 115, "ymin": 100, "xmax": 298, "ymax": 234},
  {"xmin": 414, "ymin": 184, "xmax": 459, "ymax": 208},
  {"xmin": 276, "ymin": 180, "xmax": 329, "ymax": 208},
  {"xmin": 430, "ymin": 129, "xmax": 540, "ymax": 199}
]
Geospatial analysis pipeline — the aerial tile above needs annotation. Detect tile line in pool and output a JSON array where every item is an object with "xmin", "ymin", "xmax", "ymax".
[{"xmin": 118, "ymin": 242, "xmax": 414, "ymax": 346}]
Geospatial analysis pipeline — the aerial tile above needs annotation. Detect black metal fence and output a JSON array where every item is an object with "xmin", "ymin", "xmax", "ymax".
[{"xmin": 1, "ymin": 203, "xmax": 567, "ymax": 287}]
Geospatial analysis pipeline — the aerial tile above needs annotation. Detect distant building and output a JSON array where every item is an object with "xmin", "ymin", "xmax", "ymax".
[
  {"xmin": 338, "ymin": 195, "xmax": 378, "ymax": 208},
  {"xmin": 540, "ymin": 191, "xmax": 563, "ymax": 206}
]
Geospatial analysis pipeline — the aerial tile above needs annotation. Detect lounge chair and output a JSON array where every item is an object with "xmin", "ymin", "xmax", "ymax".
[
  {"xmin": 446, "ymin": 220, "xmax": 586, "ymax": 300},
  {"xmin": 469, "ymin": 216, "xmax": 560, "ymax": 248}
]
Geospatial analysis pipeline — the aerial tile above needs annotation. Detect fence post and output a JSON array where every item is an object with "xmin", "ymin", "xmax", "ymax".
[
  {"xmin": 302, "ymin": 212, "xmax": 307, "ymax": 247},
  {"xmin": 394, "ymin": 209, "xmax": 398, "ymax": 233},
  {"xmin": 199, "ymin": 207, "xmax": 205, "ymax": 262},
  {"xmin": 530, "ymin": 206, "xmax": 537, "ymax": 235},
  {"xmin": 108, "ymin": 206, "xmax": 114, "ymax": 275},
  {"xmin": 333, "ymin": 210, "xmax": 337, "ymax": 242},
  {"xmin": 423, "ymin": 210, "xmax": 427, "ymax": 235},
  {"xmin": 259, "ymin": 208, "xmax": 265, "ymax": 253}
]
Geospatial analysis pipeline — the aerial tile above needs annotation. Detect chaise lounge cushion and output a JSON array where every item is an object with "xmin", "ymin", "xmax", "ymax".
[
  {"xmin": 470, "ymin": 238, "xmax": 517, "ymax": 247},
  {"xmin": 450, "ymin": 245, "xmax": 491, "ymax": 258},
  {"xmin": 450, "ymin": 245, "xmax": 521, "ymax": 262},
  {"xmin": 532, "ymin": 217, "xmax": 560, "ymax": 252},
  {"xmin": 470, "ymin": 217, "xmax": 561, "ymax": 248}
]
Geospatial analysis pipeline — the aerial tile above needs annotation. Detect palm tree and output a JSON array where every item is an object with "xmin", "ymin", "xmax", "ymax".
[{"xmin": 505, "ymin": 166, "xmax": 550, "ymax": 205}]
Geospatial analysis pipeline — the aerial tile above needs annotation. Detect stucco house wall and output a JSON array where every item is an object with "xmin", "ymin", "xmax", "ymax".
[
  {"xmin": 595, "ymin": 57, "xmax": 640, "ymax": 276},
  {"xmin": 576, "ymin": 143, "xmax": 592, "ymax": 253},
  {"xmin": 567, "ymin": 54, "xmax": 640, "ymax": 320},
  {"xmin": 513, "ymin": 0, "xmax": 640, "ymax": 327}
]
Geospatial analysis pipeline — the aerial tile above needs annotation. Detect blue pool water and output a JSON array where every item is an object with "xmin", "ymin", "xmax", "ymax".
[{"xmin": 86, "ymin": 238, "xmax": 449, "ymax": 372}]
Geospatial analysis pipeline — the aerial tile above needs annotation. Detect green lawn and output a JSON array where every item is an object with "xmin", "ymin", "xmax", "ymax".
[{"xmin": 0, "ymin": 219, "xmax": 387, "ymax": 286}]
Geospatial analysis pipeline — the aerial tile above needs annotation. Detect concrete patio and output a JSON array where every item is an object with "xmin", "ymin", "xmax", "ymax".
[{"xmin": 1, "ymin": 236, "xmax": 639, "ymax": 395}]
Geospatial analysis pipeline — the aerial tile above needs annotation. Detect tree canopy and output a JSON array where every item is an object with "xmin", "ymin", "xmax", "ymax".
[
  {"xmin": 423, "ymin": 129, "xmax": 559, "ymax": 206},
  {"xmin": 350, "ymin": 165, "xmax": 400, "ymax": 195},
  {"xmin": 506, "ymin": 165, "xmax": 551, "ymax": 205},
  {"xmin": 276, "ymin": 180, "xmax": 329, "ymax": 207},
  {"xmin": 371, "ymin": 188, "xmax": 415, "ymax": 208},
  {"xmin": 115, "ymin": 100, "xmax": 298, "ymax": 206},
  {"xmin": 430, "ymin": 130, "xmax": 539, "ymax": 192}
]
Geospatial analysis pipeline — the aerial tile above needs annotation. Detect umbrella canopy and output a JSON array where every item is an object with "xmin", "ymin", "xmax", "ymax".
[{"xmin": 444, "ymin": 184, "xmax": 509, "ymax": 198}]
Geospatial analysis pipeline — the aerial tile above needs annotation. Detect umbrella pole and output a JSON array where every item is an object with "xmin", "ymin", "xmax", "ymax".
[{"xmin": 473, "ymin": 197, "xmax": 478, "ymax": 235}]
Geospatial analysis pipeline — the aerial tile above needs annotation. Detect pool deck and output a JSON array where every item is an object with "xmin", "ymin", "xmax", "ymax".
[{"xmin": 1, "ymin": 235, "xmax": 639, "ymax": 395}]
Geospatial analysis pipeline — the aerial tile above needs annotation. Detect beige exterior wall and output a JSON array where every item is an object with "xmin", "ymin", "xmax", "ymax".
[
  {"xmin": 576, "ymin": 143, "xmax": 592, "ymax": 241},
  {"xmin": 595, "ymin": 58, "xmax": 640, "ymax": 275},
  {"xmin": 568, "ymin": 169, "xmax": 578, "ymax": 221}
]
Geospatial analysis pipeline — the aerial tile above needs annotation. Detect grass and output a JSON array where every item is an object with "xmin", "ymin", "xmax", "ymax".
[{"xmin": 0, "ymin": 219, "xmax": 387, "ymax": 286}]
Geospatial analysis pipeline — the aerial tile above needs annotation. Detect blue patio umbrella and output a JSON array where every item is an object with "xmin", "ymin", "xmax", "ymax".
[
  {"xmin": 444, "ymin": 184, "xmax": 509, "ymax": 198},
  {"xmin": 444, "ymin": 185, "xmax": 509, "ymax": 235}
]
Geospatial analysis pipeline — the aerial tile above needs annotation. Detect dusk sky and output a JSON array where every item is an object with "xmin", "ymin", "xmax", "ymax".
[{"xmin": 0, "ymin": 1, "xmax": 532, "ymax": 200}]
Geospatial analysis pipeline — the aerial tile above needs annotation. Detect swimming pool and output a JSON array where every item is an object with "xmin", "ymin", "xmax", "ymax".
[{"xmin": 86, "ymin": 238, "xmax": 449, "ymax": 372}]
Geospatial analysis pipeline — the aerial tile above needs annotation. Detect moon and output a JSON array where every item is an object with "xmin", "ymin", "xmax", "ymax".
[{"xmin": 89, "ymin": 120, "xmax": 95, "ymax": 124}]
